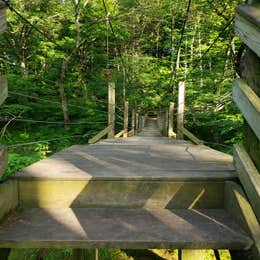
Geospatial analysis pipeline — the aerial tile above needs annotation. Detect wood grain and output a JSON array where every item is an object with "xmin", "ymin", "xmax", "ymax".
[{"xmin": 233, "ymin": 79, "xmax": 260, "ymax": 140}]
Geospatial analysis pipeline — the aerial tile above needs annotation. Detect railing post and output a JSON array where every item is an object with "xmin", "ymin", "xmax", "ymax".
[
  {"xmin": 123, "ymin": 101, "xmax": 129, "ymax": 138},
  {"xmin": 168, "ymin": 102, "xmax": 174, "ymax": 137},
  {"xmin": 108, "ymin": 82, "xmax": 115, "ymax": 139},
  {"xmin": 177, "ymin": 81, "xmax": 185, "ymax": 139},
  {"xmin": 131, "ymin": 109, "xmax": 136, "ymax": 133},
  {"xmin": 0, "ymin": 2, "xmax": 8, "ymax": 181},
  {"xmin": 164, "ymin": 108, "xmax": 169, "ymax": 136},
  {"xmin": 135, "ymin": 112, "xmax": 139, "ymax": 134}
]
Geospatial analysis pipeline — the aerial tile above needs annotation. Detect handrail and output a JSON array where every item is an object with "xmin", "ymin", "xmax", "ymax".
[
  {"xmin": 179, "ymin": 127, "xmax": 203, "ymax": 145},
  {"xmin": 88, "ymin": 125, "xmax": 113, "ymax": 144}
]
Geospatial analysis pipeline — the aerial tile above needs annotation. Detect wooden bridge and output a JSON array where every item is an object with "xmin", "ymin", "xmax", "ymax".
[
  {"xmin": 0, "ymin": 117, "xmax": 254, "ymax": 257},
  {"xmin": 0, "ymin": 1, "xmax": 260, "ymax": 260}
]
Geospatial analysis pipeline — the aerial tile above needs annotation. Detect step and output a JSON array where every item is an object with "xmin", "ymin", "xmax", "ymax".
[
  {"xmin": 0, "ymin": 208, "xmax": 253, "ymax": 250},
  {"xmin": 11, "ymin": 142, "xmax": 237, "ymax": 208}
]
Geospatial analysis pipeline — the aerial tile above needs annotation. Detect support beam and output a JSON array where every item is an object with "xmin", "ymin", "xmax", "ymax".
[
  {"xmin": 0, "ymin": 146, "xmax": 7, "ymax": 178},
  {"xmin": 135, "ymin": 112, "xmax": 139, "ymax": 134},
  {"xmin": 0, "ymin": 75, "xmax": 7, "ymax": 106},
  {"xmin": 88, "ymin": 125, "xmax": 112, "ymax": 144},
  {"xmin": 0, "ymin": 181, "xmax": 18, "ymax": 220},
  {"xmin": 233, "ymin": 79, "xmax": 260, "ymax": 140},
  {"xmin": 164, "ymin": 108, "xmax": 169, "ymax": 137},
  {"xmin": 177, "ymin": 81, "xmax": 186, "ymax": 139},
  {"xmin": 225, "ymin": 181, "xmax": 260, "ymax": 259},
  {"xmin": 131, "ymin": 109, "xmax": 136, "ymax": 133},
  {"xmin": 108, "ymin": 82, "xmax": 115, "ymax": 139},
  {"xmin": 0, "ymin": 1, "xmax": 6, "ymax": 34},
  {"xmin": 233, "ymin": 144, "xmax": 260, "ymax": 222},
  {"xmin": 235, "ymin": 4, "xmax": 260, "ymax": 58},
  {"xmin": 168, "ymin": 102, "xmax": 175, "ymax": 138},
  {"xmin": 123, "ymin": 101, "xmax": 129, "ymax": 138}
]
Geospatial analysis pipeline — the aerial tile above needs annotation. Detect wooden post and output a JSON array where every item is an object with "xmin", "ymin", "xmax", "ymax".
[
  {"xmin": 168, "ymin": 102, "xmax": 174, "ymax": 137},
  {"xmin": 135, "ymin": 112, "xmax": 139, "ymax": 133},
  {"xmin": 164, "ymin": 108, "xmax": 169, "ymax": 136},
  {"xmin": 131, "ymin": 109, "xmax": 135, "ymax": 131},
  {"xmin": 95, "ymin": 248, "xmax": 99, "ymax": 260},
  {"xmin": 0, "ymin": 1, "xmax": 7, "ymax": 34},
  {"xmin": 0, "ymin": 75, "xmax": 7, "ymax": 105},
  {"xmin": 123, "ymin": 101, "xmax": 129, "ymax": 138},
  {"xmin": 177, "ymin": 81, "xmax": 185, "ymax": 139},
  {"xmin": 108, "ymin": 82, "xmax": 115, "ymax": 139}
]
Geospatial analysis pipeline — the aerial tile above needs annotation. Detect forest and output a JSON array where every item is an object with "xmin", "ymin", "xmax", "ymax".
[
  {"xmin": 0, "ymin": 0, "xmax": 244, "ymax": 180},
  {"xmin": 0, "ymin": 0, "xmax": 245, "ymax": 258}
]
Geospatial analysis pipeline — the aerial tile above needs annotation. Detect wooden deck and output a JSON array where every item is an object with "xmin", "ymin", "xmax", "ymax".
[
  {"xmin": 12, "ymin": 119, "xmax": 236, "ymax": 181},
  {"xmin": 0, "ymin": 118, "xmax": 253, "ymax": 250}
]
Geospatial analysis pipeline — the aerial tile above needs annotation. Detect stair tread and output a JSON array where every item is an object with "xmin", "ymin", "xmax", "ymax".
[
  {"xmin": 11, "ymin": 141, "xmax": 236, "ymax": 181},
  {"xmin": 0, "ymin": 208, "xmax": 252, "ymax": 249}
]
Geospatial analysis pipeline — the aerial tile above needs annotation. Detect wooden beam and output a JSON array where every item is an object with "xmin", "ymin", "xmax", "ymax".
[
  {"xmin": 180, "ymin": 127, "xmax": 203, "ymax": 145},
  {"xmin": 164, "ymin": 108, "xmax": 169, "ymax": 137},
  {"xmin": 131, "ymin": 109, "xmax": 135, "ymax": 133},
  {"xmin": 135, "ymin": 112, "xmax": 139, "ymax": 133},
  {"xmin": 225, "ymin": 181, "xmax": 260, "ymax": 259},
  {"xmin": 235, "ymin": 4, "xmax": 260, "ymax": 57},
  {"xmin": 115, "ymin": 129, "xmax": 126, "ymax": 138},
  {"xmin": 123, "ymin": 101, "xmax": 129, "ymax": 138},
  {"xmin": 168, "ymin": 102, "xmax": 175, "ymax": 138},
  {"xmin": 0, "ymin": 146, "xmax": 7, "ymax": 178},
  {"xmin": 177, "ymin": 81, "xmax": 185, "ymax": 139},
  {"xmin": 0, "ymin": 75, "xmax": 7, "ymax": 106},
  {"xmin": 128, "ymin": 129, "xmax": 135, "ymax": 137},
  {"xmin": 234, "ymin": 144, "xmax": 260, "ymax": 222},
  {"xmin": 0, "ymin": 1, "xmax": 6, "ymax": 34},
  {"xmin": 88, "ymin": 125, "xmax": 112, "ymax": 144},
  {"xmin": 233, "ymin": 79, "xmax": 260, "ymax": 140},
  {"xmin": 0, "ymin": 181, "xmax": 18, "ymax": 221},
  {"xmin": 107, "ymin": 82, "xmax": 115, "ymax": 139}
]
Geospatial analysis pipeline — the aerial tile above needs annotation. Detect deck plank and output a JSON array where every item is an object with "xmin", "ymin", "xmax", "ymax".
[{"xmin": 0, "ymin": 208, "xmax": 252, "ymax": 249}]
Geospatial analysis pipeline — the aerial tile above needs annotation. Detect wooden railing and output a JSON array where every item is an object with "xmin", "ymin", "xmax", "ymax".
[
  {"xmin": 0, "ymin": 1, "xmax": 8, "ymax": 179},
  {"xmin": 230, "ymin": 2, "xmax": 260, "ymax": 259}
]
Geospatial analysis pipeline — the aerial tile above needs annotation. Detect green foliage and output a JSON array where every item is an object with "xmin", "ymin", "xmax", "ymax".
[{"xmin": 0, "ymin": 0, "xmax": 244, "ymax": 172}]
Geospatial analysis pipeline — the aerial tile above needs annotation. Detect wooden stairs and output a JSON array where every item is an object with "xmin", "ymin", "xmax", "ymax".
[{"xmin": 0, "ymin": 118, "xmax": 254, "ymax": 257}]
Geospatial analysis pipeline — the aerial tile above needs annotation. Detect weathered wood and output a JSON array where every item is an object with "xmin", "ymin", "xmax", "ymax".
[
  {"xmin": 95, "ymin": 248, "xmax": 99, "ymax": 260},
  {"xmin": 115, "ymin": 129, "xmax": 126, "ymax": 138},
  {"xmin": 180, "ymin": 127, "xmax": 203, "ymax": 145},
  {"xmin": 233, "ymin": 79, "xmax": 260, "ymax": 140},
  {"xmin": 181, "ymin": 250, "xmax": 206, "ymax": 260},
  {"xmin": 163, "ymin": 109, "xmax": 169, "ymax": 137},
  {"xmin": 233, "ymin": 144, "xmax": 260, "ymax": 222},
  {"xmin": 235, "ymin": 4, "xmax": 260, "ymax": 58},
  {"xmin": 0, "ymin": 146, "xmax": 7, "ymax": 177},
  {"xmin": 168, "ymin": 102, "xmax": 175, "ymax": 138},
  {"xmin": 88, "ymin": 125, "xmax": 112, "ymax": 144},
  {"xmin": 0, "ymin": 181, "xmax": 18, "ymax": 220},
  {"xmin": 224, "ymin": 181, "xmax": 260, "ymax": 259},
  {"xmin": 0, "ymin": 1, "xmax": 6, "ymax": 34},
  {"xmin": 135, "ymin": 112, "xmax": 139, "ymax": 133},
  {"xmin": 131, "ymin": 109, "xmax": 135, "ymax": 133},
  {"xmin": 123, "ymin": 101, "xmax": 129, "ymax": 138},
  {"xmin": 17, "ymin": 180, "xmax": 225, "ymax": 209},
  {"xmin": 107, "ymin": 82, "xmax": 115, "ymax": 139},
  {"xmin": 177, "ymin": 81, "xmax": 185, "ymax": 139},
  {"xmin": 127, "ymin": 129, "xmax": 135, "ymax": 137},
  {"xmin": 0, "ymin": 75, "xmax": 7, "ymax": 106},
  {"xmin": 0, "ymin": 208, "xmax": 252, "ymax": 249}
]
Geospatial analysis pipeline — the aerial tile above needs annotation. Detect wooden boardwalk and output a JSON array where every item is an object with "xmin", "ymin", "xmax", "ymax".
[{"xmin": 0, "ymin": 118, "xmax": 253, "ymax": 250}]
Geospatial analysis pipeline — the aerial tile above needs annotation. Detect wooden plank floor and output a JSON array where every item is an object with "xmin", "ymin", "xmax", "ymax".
[
  {"xmin": 11, "ymin": 119, "xmax": 236, "ymax": 181},
  {"xmin": 0, "ymin": 208, "xmax": 252, "ymax": 249}
]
